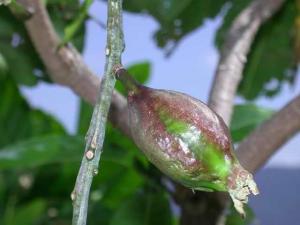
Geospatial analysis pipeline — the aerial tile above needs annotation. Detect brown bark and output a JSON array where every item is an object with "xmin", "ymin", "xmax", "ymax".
[
  {"xmin": 237, "ymin": 95, "xmax": 300, "ymax": 173},
  {"xmin": 17, "ymin": 0, "xmax": 131, "ymax": 137},
  {"xmin": 208, "ymin": 0, "xmax": 286, "ymax": 125}
]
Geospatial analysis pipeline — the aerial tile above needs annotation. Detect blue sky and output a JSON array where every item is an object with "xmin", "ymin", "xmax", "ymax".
[{"xmin": 21, "ymin": 1, "xmax": 300, "ymax": 169}]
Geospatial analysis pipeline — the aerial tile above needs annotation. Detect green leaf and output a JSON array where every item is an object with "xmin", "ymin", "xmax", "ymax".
[
  {"xmin": 4, "ymin": 199, "xmax": 46, "ymax": 225},
  {"xmin": 96, "ymin": 163, "xmax": 144, "ymax": 209},
  {"xmin": 110, "ymin": 191, "xmax": 173, "ymax": 225},
  {"xmin": 76, "ymin": 99, "xmax": 93, "ymax": 135},
  {"xmin": 0, "ymin": 75, "xmax": 65, "ymax": 147},
  {"xmin": 230, "ymin": 103, "xmax": 273, "ymax": 142},
  {"xmin": 0, "ymin": 52, "xmax": 8, "ymax": 75},
  {"xmin": 0, "ymin": 133, "xmax": 144, "ymax": 169},
  {"xmin": 0, "ymin": 7, "xmax": 41, "ymax": 85},
  {"xmin": 47, "ymin": 0, "xmax": 86, "ymax": 51},
  {"xmin": 0, "ymin": 0, "xmax": 87, "ymax": 86},
  {"xmin": 115, "ymin": 61, "xmax": 151, "ymax": 95},
  {"xmin": 0, "ymin": 0, "xmax": 11, "ymax": 6},
  {"xmin": 123, "ymin": 0, "xmax": 227, "ymax": 51},
  {"xmin": 216, "ymin": 0, "xmax": 297, "ymax": 100},
  {"xmin": 0, "ymin": 135, "xmax": 84, "ymax": 169},
  {"xmin": 8, "ymin": 0, "xmax": 33, "ymax": 20},
  {"xmin": 124, "ymin": 0, "xmax": 192, "ymax": 25},
  {"xmin": 61, "ymin": 0, "xmax": 94, "ymax": 46},
  {"xmin": 226, "ymin": 204, "xmax": 254, "ymax": 225}
]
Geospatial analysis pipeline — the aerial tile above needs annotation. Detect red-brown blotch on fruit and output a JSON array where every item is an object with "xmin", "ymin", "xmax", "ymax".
[{"xmin": 114, "ymin": 66, "xmax": 259, "ymax": 216}]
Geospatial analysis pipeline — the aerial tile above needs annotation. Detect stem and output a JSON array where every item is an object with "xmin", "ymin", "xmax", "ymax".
[
  {"xmin": 114, "ymin": 66, "xmax": 139, "ymax": 93},
  {"xmin": 208, "ymin": 0, "xmax": 285, "ymax": 125},
  {"xmin": 237, "ymin": 95, "xmax": 300, "ymax": 173},
  {"xmin": 72, "ymin": 1, "xmax": 124, "ymax": 225}
]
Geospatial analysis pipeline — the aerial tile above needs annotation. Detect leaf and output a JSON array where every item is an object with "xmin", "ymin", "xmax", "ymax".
[
  {"xmin": 124, "ymin": 0, "xmax": 192, "ymax": 25},
  {"xmin": 0, "ymin": 0, "xmax": 87, "ymax": 86},
  {"xmin": 0, "ymin": 75, "xmax": 65, "ymax": 147},
  {"xmin": 47, "ymin": 0, "xmax": 87, "ymax": 51},
  {"xmin": 115, "ymin": 61, "xmax": 151, "ymax": 95},
  {"xmin": 0, "ymin": 52, "xmax": 8, "ymax": 75},
  {"xmin": 110, "ymin": 191, "xmax": 173, "ymax": 225},
  {"xmin": 0, "ymin": 0, "xmax": 11, "ymax": 6},
  {"xmin": 0, "ymin": 7, "xmax": 42, "ymax": 85},
  {"xmin": 8, "ymin": 0, "xmax": 33, "ymax": 20},
  {"xmin": 226, "ymin": 204, "xmax": 254, "ymax": 225},
  {"xmin": 61, "ymin": 0, "xmax": 94, "ymax": 46},
  {"xmin": 0, "ymin": 135, "xmax": 84, "ymax": 169},
  {"xmin": 123, "ymin": 0, "xmax": 228, "ymax": 52},
  {"xmin": 230, "ymin": 104, "xmax": 273, "ymax": 142},
  {"xmin": 216, "ymin": 0, "xmax": 297, "ymax": 100},
  {"xmin": 76, "ymin": 99, "xmax": 93, "ymax": 135},
  {"xmin": 96, "ymin": 162, "xmax": 144, "ymax": 209},
  {"xmin": 4, "ymin": 199, "xmax": 46, "ymax": 225}
]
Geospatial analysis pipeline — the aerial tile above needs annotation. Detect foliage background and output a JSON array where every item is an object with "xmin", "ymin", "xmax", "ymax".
[{"xmin": 0, "ymin": 0, "xmax": 299, "ymax": 224}]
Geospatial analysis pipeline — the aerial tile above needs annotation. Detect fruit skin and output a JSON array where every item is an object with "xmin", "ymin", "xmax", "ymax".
[{"xmin": 115, "ymin": 67, "xmax": 258, "ymax": 216}]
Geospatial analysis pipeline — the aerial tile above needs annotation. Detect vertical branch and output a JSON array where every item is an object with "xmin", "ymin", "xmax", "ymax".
[
  {"xmin": 72, "ymin": 1, "xmax": 124, "ymax": 225},
  {"xmin": 208, "ymin": 0, "xmax": 285, "ymax": 125}
]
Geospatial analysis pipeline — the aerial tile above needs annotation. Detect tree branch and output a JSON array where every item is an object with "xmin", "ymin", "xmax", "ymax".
[
  {"xmin": 71, "ymin": 0, "xmax": 124, "ymax": 224},
  {"xmin": 18, "ymin": 0, "xmax": 131, "ymax": 137},
  {"xmin": 18, "ymin": 2, "xmax": 300, "ymax": 221},
  {"xmin": 179, "ymin": 1, "xmax": 287, "ymax": 224},
  {"xmin": 236, "ymin": 95, "xmax": 300, "ymax": 173},
  {"xmin": 208, "ymin": 0, "xmax": 286, "ymax": 125}
]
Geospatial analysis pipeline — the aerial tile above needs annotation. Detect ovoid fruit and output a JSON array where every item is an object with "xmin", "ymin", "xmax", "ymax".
[{"xmin": 114, "ymin": 66, "xmax": 259, "ymax": 216}]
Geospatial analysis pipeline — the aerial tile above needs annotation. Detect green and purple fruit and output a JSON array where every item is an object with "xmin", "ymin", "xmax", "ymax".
[{"xmin": 115, "ymin": 66, "xmax": 259, "ymax": 216}]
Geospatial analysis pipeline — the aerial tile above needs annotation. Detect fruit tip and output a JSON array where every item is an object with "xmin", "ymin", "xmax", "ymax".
[{"xmin": 228, "ymin": 166, "xmax": 259, "ymax": 217}]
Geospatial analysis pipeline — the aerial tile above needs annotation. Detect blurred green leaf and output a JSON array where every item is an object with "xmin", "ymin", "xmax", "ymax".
[
  {"xmin": 226, "ymin": 204, "xmax": 254, "ymax": 225},
  {"xmin": 76, "ymin": 99, "xmax": 93, "ymax": 135},
  {"xmin": 0, "ymin": 133, "xmax": 145, "ymax": 169},
  {"xmin": 0, "ymin": 7, "xmax": 42, "ymax": 85},
  {"xmin": 62, "ymin": 0, "xmax": 93, "ymax": 46},
  {"xmin": 0, "ymin": 0, "xmax": 11, "ymax": 6},
  {"xmin": 0, "ymin": 0, "xmax": 86, "ymax": 86},
  {"xmin": 93, "ymin": 124, "xmax": 150, "ymax": 208},
  {"xmin": 4, "ymin": 199, "xmax": 46, "ymax": 225},
  {"xmin": 110, "ymin": 191, "xmax": 172, "ymax": 225},
  {"xmin": 115, "ymin": 61, "xmax": 151, "ymax": 95},
  {"xmin": 95, "ymin": 161, "xmax": 144, "ymax": 209},
  {"xmin": 230, "ymin": 103, "xmax": 273, "ymax": 142},
  {"xmin": 8, "ymin": 1, "xmax": 33, "ymax": 20},
  {"xmin": 124, "ymin": 0, "xmax": 192, "ymax": 25},
  {"xmin": 123, "ymin": 0, "xmax": 227, "ymax": 51},
  {"xmin": 0, "ymin": 52, "xmax": 8, "ymax": 75},
  {"xmin": 216, "ymin": 0, "xmax": 297, "ymax": 100},
  {"xmin": 47, "ymin": 0, "xmax": 86, "ymax": 51},
  {"xmin": 0, "ymin": 135, "xmax": 84, "ymax": 169},
  {"xmin": 0, "ymin": 75, "xmax": 65, "ymax": 147}
]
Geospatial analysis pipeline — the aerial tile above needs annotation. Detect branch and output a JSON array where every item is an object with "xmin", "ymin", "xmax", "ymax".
[
  {"xmin": 15, "ymin": 1, "xmax": 300, "ymax": 224},
  {"xmin": 71, "ymin": 0, "xmax": 124, "ymax": 224},
  {"xmin": 236, "ymin": 95, "xmax": 300, "ymax": 173},
  {"xmin": 18, "ymin": 0, "xmax": 131, "ymax": 137},
  {"xmin": 208, "ymin": 0, "xmax": 286, "ymax": 125}
]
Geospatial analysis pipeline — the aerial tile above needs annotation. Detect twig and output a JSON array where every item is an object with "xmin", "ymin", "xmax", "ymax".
[
  {"xmin": 179, "ymin": 1, "xmax": 287, "ymax": 224},
  {"xmin": 208, "ymin": 0, "xmax": 285, "ymax": 125},
  {"xmin": 71, "ymin": 0, "xmax": 124, "ymax": 225},
  {"xmin": 236, "ymin": 95, "xmax": 300, "ymax": 173},
  {"xmin": 18, "ymin": 0, "xmax": 130, "ymax": 137}
]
